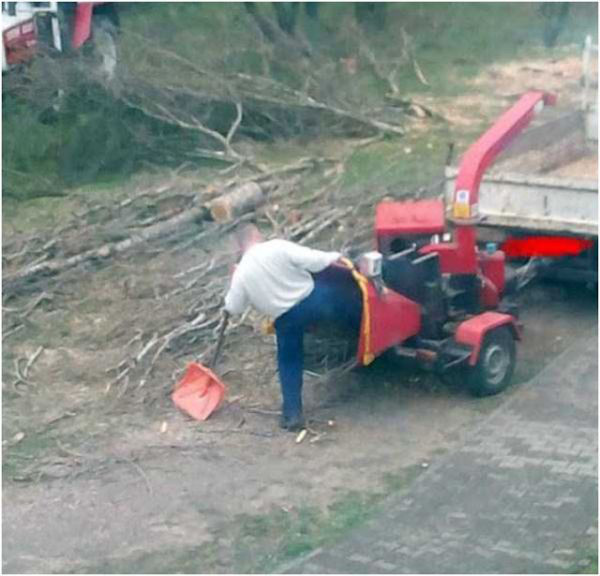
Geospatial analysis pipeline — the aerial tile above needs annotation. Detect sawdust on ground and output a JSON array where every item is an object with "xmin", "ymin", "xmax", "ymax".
[{"xmin": 413, "ymin": 55, "xmax": 591, "ymax": 129}]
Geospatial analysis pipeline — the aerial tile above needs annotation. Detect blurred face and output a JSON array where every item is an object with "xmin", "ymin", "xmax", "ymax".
[{"xmin": 235, "ymin": 224, "xmax": 263, "ymax": 257}]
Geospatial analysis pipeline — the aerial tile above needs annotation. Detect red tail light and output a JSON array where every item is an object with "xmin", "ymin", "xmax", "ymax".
[{"xmin": 501, "ymin": 235, "xmax": 594, "ymax": 259}]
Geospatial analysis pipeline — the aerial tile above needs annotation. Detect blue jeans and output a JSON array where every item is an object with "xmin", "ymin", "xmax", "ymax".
[{"xmin": 274, "ymin": 271, "xmax": 361, "ymax": 421}]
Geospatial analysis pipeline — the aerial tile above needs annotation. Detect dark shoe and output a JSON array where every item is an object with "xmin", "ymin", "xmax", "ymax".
[{"xmin": 279, "ymin": 413, "xmax": 306, "ymax": 432}]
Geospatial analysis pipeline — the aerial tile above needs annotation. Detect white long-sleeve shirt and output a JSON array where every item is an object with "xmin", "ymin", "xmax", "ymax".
[{"xmin": 224, "ymin": 239, "xmax": 341, "ymax": 318}]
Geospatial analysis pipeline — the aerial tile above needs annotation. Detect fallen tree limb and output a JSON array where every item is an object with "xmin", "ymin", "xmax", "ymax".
[
  {"xmin": 3, "ymin": 158, "xmax": 315, "ymax": 296},
  {"xmin": 121, "ymin": 95, "xmax": 246, "ymax": 165},
  {"xmin": 122, "ymin": 44, "xmax": 405, "ymax": 140},
  {"xmin": 3, "ymin": 205, "xmax": 209, "ymax": 295}
]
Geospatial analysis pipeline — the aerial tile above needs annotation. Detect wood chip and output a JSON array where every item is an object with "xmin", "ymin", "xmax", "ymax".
[
  {"xmin": 12, "ymin": 432, "xmax": 25, "ymax": 444},
  {"xmin": 295, "ymin": 429, "xmax": 308, "ymax": 444}
]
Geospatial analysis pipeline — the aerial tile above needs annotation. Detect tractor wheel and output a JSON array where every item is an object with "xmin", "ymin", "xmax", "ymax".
[{"xmin": 468, "ymin": 327, "xmax": 516, "ymax": 397}]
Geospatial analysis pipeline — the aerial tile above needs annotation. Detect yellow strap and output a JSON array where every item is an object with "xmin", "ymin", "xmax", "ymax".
[{"xmin": 340, "ymin": 258, "xmax": 375, "ymax": 365}]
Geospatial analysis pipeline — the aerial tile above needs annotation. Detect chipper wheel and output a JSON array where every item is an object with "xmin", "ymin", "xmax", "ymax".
[{"xmin": 468, "ymin": 327, "xmax": 516, "ymax": 397}]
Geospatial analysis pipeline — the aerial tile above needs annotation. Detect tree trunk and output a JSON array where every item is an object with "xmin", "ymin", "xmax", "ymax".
[{"xmin": 209, "ymin": 182, "xmax": 264, "ymax": 223}]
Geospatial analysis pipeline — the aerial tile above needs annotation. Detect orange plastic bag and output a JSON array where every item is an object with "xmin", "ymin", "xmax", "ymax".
[{"xmin": 172, "ymin": 362, "xmax": 226, "ymax": 421}]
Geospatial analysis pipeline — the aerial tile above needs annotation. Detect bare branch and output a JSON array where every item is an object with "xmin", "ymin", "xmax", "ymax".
[
  {"xmin": 23, "ymin": 346, "xmax": 44, "ymax": 379},
  {"xmin": 121, "ymin": 95, "xmax": 244, "ymax": 162},
  {"xmin": 226, "ymin": 102, "xmax": 244, "ymax": 147},
  {"xmin": 3, "ymin": 324, "xmax": 24, "ymax": 341}
]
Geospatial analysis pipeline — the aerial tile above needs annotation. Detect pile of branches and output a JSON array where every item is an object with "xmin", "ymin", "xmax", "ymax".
[
  {"xmin": 109, "ymin": 20, "xmax": 417, "ymax": 171},
  {"xmin": 3, "ymin": 5, "xmax": 435, "ymax": 199},
  {"xmin": 101, "ymin": 181, "xmax": 374, "ymax": 402},
  {"xmin": 3, "ymin": 5, "xmax": 441, "ymax": 407},
  {"xmin": 2, "ymin": 149, "xmax": 390, "ymax": 403}
]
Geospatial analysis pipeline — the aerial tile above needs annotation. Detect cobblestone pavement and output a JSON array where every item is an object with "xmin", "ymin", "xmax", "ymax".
[{"xmin": 279, "ymin": 330, "xmax": 598, "ymax": 574}]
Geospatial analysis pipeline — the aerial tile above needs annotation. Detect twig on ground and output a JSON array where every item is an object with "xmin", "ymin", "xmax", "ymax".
[
  {"xmin": 174, "ymin": 257, "xmax": 216, "ymax": 279},
  {"xmin": 3, "ymin": 240, "xmax": 33, "ymax": 263},
  {"xmin": 23, "ymin": 346, "xmax": 44, "ymax": 379},
  {"xmin": 107, "ymin": 366, "xmax": 131, "ymax": 396},
  {"xmin": 3, "ymin": 292, "xmax": 52, "ymax": 318},
  {"xmin": 116, "ymin": 374, "xmax": 131, "ymax": 398},
  {"xmin": 125, "ymin": 330, "xmax": 144, "ymax": 349},
  {"xmin": 135, "ymin": 333, "xmax": 160, "ymax": 363},
  {"xmin": 13, "ymin": 357, "xmax": 33, "ymax": 388},
  {"xmin": 198, "ymin": 428, "xmax": 276, "ymax": 438},
  {"xmin": 117, "ymin": 457, "xmax": 153, "ymax": 495},
  {"xmin": 412, "ymin": 57, "xmax": 429, "ymax": 86},
  {"xmin": 299, "ymin": 207, "xmax": 352, "ymax": 245},
  {"xmin": 44, "ymin": 411, "xmax": 77, "ymax": 427},
  {"xmin": 139, "ymin": 312, "xmax": 212, "ymax": 383},
  {"xmin": 3, "ymin": 324, "xmax": 24, "ymax": 341},
  {"xmin": 264, "ymin": 208, "xmax": 282, "ymax": 235},
  {"xmin": 245, "ymin": 407, "xmax": 281, "ymax": 416},
  {"xmin": 56, "ymin": 439, "xmax": 89, "ymax": 461}
]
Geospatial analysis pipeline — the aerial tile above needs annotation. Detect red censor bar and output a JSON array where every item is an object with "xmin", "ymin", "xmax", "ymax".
[{"xmin": 501, "ymin": 235, "xmax": 594, "ymax": 259}]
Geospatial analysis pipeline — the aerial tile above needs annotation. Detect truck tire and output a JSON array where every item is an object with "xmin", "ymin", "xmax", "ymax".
[{"xmin": 468, "ymin": 327, "xmax": 516, "ymax": 397}]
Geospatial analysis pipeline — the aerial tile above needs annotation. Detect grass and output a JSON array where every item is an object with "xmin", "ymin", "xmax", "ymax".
[
  {"xmin": 2, "ymin": 176, "xmax": 130, "ymax": 237},
  {"xmin": 341, "ymin": 127, "xmax": 452, "ymax": 193},
  {"xmin": 2, "ymin": 426, "xmax": 64, "ymax": 482},
  {"xmin": 575, "ymin": 553, "xmax": 599, "ymax": 574},
  {"xmin": 230, "ymin": 465, "xmax": 423, "ymax": 573},
  {"xmin": 71, "ymin": 465, "xmax": 423, "ymax": 574},
  {"xmin": 567, "ymin": 542, "xmax": 599, "ymax": 574},
  {"xmin": 575, "ymin": 554, "xmax": 599, "ymax": 574}
]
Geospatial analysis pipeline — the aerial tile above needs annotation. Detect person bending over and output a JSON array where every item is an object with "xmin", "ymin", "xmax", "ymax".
[{"xmin": 224, "ymin": 224, "xmax": 361, "ymax": 431}]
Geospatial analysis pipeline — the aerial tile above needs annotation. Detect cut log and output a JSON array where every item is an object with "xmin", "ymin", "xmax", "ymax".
[{"xmin": 209, "ymin": 182, "xmax": 264, "ymax": 223}]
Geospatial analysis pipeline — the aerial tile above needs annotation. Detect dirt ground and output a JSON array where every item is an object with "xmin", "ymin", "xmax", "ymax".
[
  {"xmin": 3, "ymin": 280, "xmax": 596, "ymax": 573},
  {"xmin": 2, "ymin": 53, "xmax": 598, "ymax": 573}
]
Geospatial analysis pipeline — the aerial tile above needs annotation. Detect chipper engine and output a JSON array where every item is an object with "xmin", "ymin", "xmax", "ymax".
[{"xmin": 341, "ymin": 91, "xmax": 558, "ymax": 396}]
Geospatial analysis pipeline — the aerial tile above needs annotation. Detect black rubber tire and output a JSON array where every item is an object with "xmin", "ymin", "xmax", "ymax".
[{"xmin": 468, "ymin": 326, "xmax": 516, "ymax": 397}]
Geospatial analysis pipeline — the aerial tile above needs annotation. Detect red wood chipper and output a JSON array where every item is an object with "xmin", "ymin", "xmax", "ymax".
[
  {"xmin": 174, "ymin": 91, "xmax": 558, "ymax": 422},
  {"xmin": 338, "ymin": 91, "xmax": 558, "ymax": 396}
]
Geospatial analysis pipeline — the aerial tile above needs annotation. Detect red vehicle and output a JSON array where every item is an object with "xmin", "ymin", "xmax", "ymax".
[
  {"xmin": 333, "ymin": 92, "xmax": 557, "ymax": 396},
  {"xmin": 2, "ymin": 2, "xmax": 118, "ymax": 75}
]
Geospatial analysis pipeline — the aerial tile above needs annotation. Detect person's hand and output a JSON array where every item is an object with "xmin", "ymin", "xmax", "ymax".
[{"xmin": 221, "ymin": 308, "xmax": 230, "ymax": 323}]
